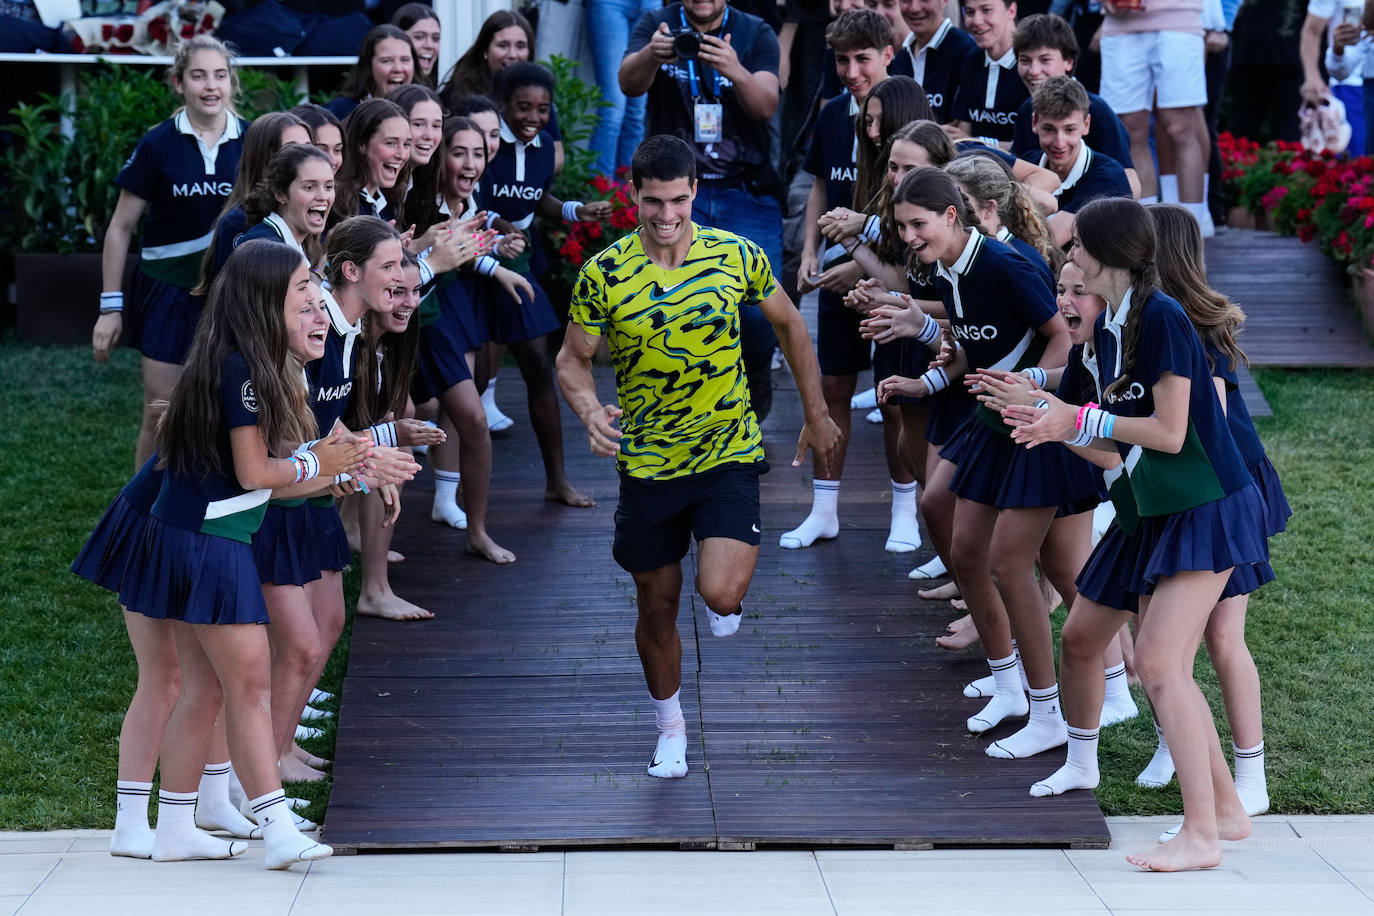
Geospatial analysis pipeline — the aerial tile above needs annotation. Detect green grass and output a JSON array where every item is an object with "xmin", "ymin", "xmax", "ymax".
[{"xmin": 2, "ymin": 347, "xmax": 1372, "ymax": 827}]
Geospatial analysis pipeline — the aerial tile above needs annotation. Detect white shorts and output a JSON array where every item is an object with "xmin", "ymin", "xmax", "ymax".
[{"xmin": 1099, "ymin": 31, "xmax": 1207, "ymax": 114}]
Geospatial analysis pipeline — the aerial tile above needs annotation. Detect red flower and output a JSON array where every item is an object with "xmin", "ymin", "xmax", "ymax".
[
  {"xmin": 591, "ymin": 174, "xmax": 613, "ymax": 194},
  {"xmin": 560, "ymin": 238, "xmax": 585, "ymax": 263},
  {"xmin": 1298, "ymin": 224, "xmax": 1317, "ymax": 242},
  {"xmin": 615, "ymin": 165, "xmax": 631, "ymax": 179},
  {"xmin": 583, "ymin": 221, "xmax": 603, "ymax": 240},
  {"xmin": 1297, "ymin": 208, "xmax": 1312, "ymax": 222}
]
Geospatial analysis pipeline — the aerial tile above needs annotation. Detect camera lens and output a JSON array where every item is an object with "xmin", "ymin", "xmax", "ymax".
[{"xmin": 674, "ymin": 31, "xmax": 701, "ymax": 59}]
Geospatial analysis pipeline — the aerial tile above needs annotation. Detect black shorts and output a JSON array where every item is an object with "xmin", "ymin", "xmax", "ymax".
[
  {"xmin": 817, "ymin": 288, "xmax": 870, "ymax": 376},
  {"xmin": 612, "ymin": 462, "xmax": 767, "ymax": 573}
]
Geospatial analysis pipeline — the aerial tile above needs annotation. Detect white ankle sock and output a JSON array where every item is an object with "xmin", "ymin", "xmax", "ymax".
[
  {"xmin": 652, "ymin": 690, "xmax": 686, "ymax": 736},
  {"xmin": 1233, "ymin": 741, "xmax": 1269, "ymax": 815},
  {"xmin": 1136, "ymin": 720, "xmax": 1176, "ymax": 788},
  {"xmin": 226, "ymin": 764, "xmax": 246, "ymax": 809},
  {"xmin": 779, "ymin": 480, "xmax": 840, "ymax": 549},
  {"xmin": 963, "ymin": 674, "xmax": 995, "ymax": 699},
  {"xmin": 885, "ymin": 480, "xmax": 922, "ymax": 552},
  {"xmin": 706, "ymin": 606, "xmax": 742, "ymax": 637},
  {"xmin": 111, "ymin": 781, "xmax": 154, "ymax": 858},
  {"xmin": 1030, "ymin": 725, "xmax": 1101, "ymax": 796},
  {"xmin": 967, "ymin": 654, "xmax": 1029, "ymax": 733},
  {"xmin": 987, "ymin": 685, "xmax": 1068, "ymax": 758},
  {"xmin": 195, "ymin": 762, "xmax": 260, "ymax": 838},
  {"xmin": 481, "ymin": 381, "xmax": 514, "ymax": 431},
  {"xmin": 1160, "ymin": 173, "xmax": 1179, "ymax": 203},
  {"xmin": 249, "ymin": 790, "xmax": 332, "ymax": 870},
  {"xmin": 431, "ymin": 469, "xmax": 467, "ymax": 529},
  {"xmin": 1100, "ymin": 663, "xmax": 1139, "ymax": 726},
  {"xmin": 152, "ymin": 790, "xmax": 246, "ymax": 861},
  {"xmin": 908, "ymin": 554, "xmax": 948, "ymax": 580}
]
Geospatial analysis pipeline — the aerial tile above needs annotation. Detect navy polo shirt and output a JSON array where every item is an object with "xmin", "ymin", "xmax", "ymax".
[
  {"xmin": 116, "ymin": 111, "xmax": 247, "ymax": 288},
  {"xmin": 950, "ymin": 47, "xmax": 1028, "ymax": 142},
  {"xmin": 1025, "ymin": 143, "xmax": 1132, "ymax": 213},
  {"xmin": 1011, "ymin": 89, "xmax": 1134, "ymax": 165},
  {"xmin": 150, "ymin": 350, "xmax": 271, "ymax": 543},
  {"xmin": 1206, "ymin": 341, "xmax": 1265, "ymax": 470},
  {"xmin": 484, "ymin": 121, "xmax": 555, "ymax": 230},
  {"xmin": 933, "ymin": 231, "xmax": 1056, "ymax": 375},
  {"xmin": 628, "ymin": 2, "xmax": 780, "ymax": 183},
  {"xmin": 1091, "ymin": 289, "xmax": 1255, "ymax": 516},
  {"xmin": 310, "ymin": 289, "xmax": 362, "ymax": 434},
  {"xmin": 900, "ymin": 19, "xmax": 977, "ymax": 123},
  {"xmin": 995, "ymin": 227, "xmax": 1053, "ymax": 291},
  {"xmin": 802, "ymin": 92, "xmax": 859, "ymax": 211}
]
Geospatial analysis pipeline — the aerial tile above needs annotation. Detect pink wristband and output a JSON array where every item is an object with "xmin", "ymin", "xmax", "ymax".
[{"xmin": 1076, "ymin": 401, "xmax": 1098, "ymax": 431}]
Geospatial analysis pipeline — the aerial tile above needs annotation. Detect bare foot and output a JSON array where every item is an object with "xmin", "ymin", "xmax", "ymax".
[
  {"xmin": 388, "ymin": 549, "xmax": 405, "ymax": 563},
  {"xmin": 1044, "ymin": 585, "xmax": 1063, "ymax": 613},
  {"xmin": 467, "ymin": 531, "xmax": 516, "ymax": 564},
  {"xmin": 291, "ymin": 743, "xmax": 330, "ymax": 769},
  {"xmin": 545, "ymin": 481, "xmax": 595, "ymax": 508},
  {"xmin": 279, "ymin": 756, "xmax": 328, "ymax": 784},
  {"xmin": 936, "ymin": 614, "xmax": 981, "ymax": 650},
  {"xmin": 918, "ymin": 581, "xmax": 961, "ymax": 601},
  {"xmin": 1214, "ymin": 788, "xmax": 1253, "ymax": 842},
  {"xmin": 950, "ymin": 598, "xmax": 967, "ymax": 611},
  {"xmin": 1127, "ymin": 828, "xmax": 1222, "ymax": 872},
  {"xmin": 357, "ymin": 590, "xmax": 434, "ymax": 621}
]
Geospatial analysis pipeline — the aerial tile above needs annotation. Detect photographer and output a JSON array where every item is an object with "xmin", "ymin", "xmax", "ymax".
[{"xmin": 620, "ymin": 0, "xmax": 785, "ymax": 419}]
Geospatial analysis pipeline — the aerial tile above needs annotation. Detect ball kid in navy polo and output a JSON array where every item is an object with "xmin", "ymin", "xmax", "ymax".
[
  {"xmin": 949, "ymin": 0, "xmax": 1027, "ymax": 144},
  {"xmin": 896, "ymin": 0, "xmax": 978, "ymax": 123}
]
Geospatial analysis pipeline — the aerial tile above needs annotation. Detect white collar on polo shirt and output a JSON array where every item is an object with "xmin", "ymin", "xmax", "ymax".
[
  {"xmin": 174, "ymin": 109, "xmax": 242, "ymax": 173},
  {"xmin": 263, "ymin": 212, "xmax": 305, "ymax": 255},
  {"xmin": 904, "ymin": 19, "xmax": 953, "ymax": 82},
  {"xmin": 1041, "ymin": 142, "xmax": 1094, "ymax": 196},
  {"xmin": 360, "ymin": 186, "xmax": 388, "ymax": 215},
  {"xmin": 983, "ymin": 47, "xmax": 1015, "ymax": 108},
  {"xmin": 1105, "ymin": 284, "xmax": 1133, "ymax": 378}
]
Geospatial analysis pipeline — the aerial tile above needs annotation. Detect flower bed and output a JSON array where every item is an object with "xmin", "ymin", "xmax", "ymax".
[{"xmin": 1221, "ymin": 132, "xmax": 1374, "ymax": 274}]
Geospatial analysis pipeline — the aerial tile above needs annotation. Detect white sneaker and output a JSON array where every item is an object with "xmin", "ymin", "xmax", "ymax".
[{"xmin": 866, "ymin": 408, "xmax": 882, "ymax": 424}]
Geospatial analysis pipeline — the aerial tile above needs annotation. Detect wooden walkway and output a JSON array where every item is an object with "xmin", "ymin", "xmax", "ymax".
[
  {"xmin": 323, "ymin": 368, "xmax": 1109, "ymax": 852},
  {"xmin": 322, "ymin": 229, "xmax": 1362, "ymax": 853}
]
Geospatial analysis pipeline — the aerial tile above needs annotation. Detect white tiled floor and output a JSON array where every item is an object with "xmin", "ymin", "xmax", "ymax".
[{"xmin": 3, "ymin": 819, "xmax": 1373, "ymax": 915}]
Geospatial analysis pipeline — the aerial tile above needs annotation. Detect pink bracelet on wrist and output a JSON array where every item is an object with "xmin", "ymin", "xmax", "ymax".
[{"xmin": 1076, "ymin": 402, "xmax": 1098, "ymax": 431}]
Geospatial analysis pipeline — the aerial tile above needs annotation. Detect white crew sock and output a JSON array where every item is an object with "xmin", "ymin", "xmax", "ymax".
[
  {"xmin": 987, "ymin": 684, "xmax": 1068, "ymax": 758},
  {"xmin": 309, "ymin": 688, "xmax": 335, "ymax": 705},
  {"xmin": 151, "ymin": 790, "xmax": 246, "ymax": 861},
  {"xmin": 779, "ymin": 480, "xmax": 840, "ymax": 549},
  {"xmin": 964, "ymin": 642, "xmax": 1029, "ymax": 698},
  {"xmin": 1159, "ymin": 174, "xmax": 1179, "ymax": 203},
  {"xmin": 1184, "ymin": 200, "xmax": 1216, "ymax": 237},
  {"xmin": 1233, "ymin": 741, "xmax": 1269, "ymax": 815},
  {"xmin": 300, "ymin": 705, "xmax": 333, "ymax": 723},
  {"xmin": 967, "ymin": 653, "xmax": 1030, "ymax": 733},
  {"xmin": 110, "ymin": 780, "xmax": 154, "ymax": 858},
  {"xmin": 249, "ymin": 790, "xmax": 332, "ymax": 870},
  {"xmin": 885, "ymin": 480, "xmax": 922, "ymax": 553},
  {"xmin": 1136, "ymin": 719, "xmax": 1176, "ymax": 788},
  {"xmin": 481, "ymin": 379, "xmax": 514, "ymax": 431},
  {"xmin": 647, "ymin": 691, "xmax": 688, "ymax": 778},
  {"xmin": 908, "ymin": 554, "xmax": 948, "ymax": 580},
  {"xmin": 295, "ymin": 723, "xmax": 323, "ymax": 742},
  {"xmin": 431, "ymin": 469, "xmax": 467, "ymax": 529},
  {"xmin": 706, "ymin": 605, "xmax": 742, "ymax": 638},
  {"xmin": 1100, "ymin": 663, "xmax": 1140, "ymax": 726},
  {"xmin": 850, "ymin": 387, "xmax": 877, "ymax": 409},
  {"xmin": 195, "ymin": 762, "xmax": 260, "ymax": 838},
  {"xmin": 1030, "ymin": 725, "xmax": 1101, "ymax": 796}
]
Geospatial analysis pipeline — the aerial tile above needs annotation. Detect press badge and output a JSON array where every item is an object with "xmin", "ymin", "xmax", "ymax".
[{"xmin": 694, "ymin": 103, "xmax": 723, "ymax": 143}]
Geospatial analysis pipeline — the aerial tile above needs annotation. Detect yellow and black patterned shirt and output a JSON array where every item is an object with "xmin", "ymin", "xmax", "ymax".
[{"xmin": 568, "ymin": 223, "xmax": 775, "ymax": 480}]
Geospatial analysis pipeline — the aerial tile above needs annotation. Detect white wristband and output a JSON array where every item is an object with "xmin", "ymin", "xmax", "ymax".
[
  {"xmin": 367, "ymin": 421, "xmax": 397, "ymax": 449},
  {"xmin": 1020, "ymin": 366, "xmax": 1047, "ymax": 388},
  {"xmin": 915, "ymin": 311, "xmax": 942, "ymax": 346},
  {"xmin": 561, "ymin": 201, "xmax": 584, "ymax": 222},
  {"xmin": 297, "ymin": 449, "xmax": 321, "ymax": 482},
  {"xmin": 918, "ymin": 367, "xmax": 950, "ymax": 394},
  {"xmin": 862, "ymin": 214, "xmax": 882, "ymax": 243},
  {"xmin": 475, "ymin": 254, "xmax": 500, "ymax": 277},
  {"xmin": 1064, "ymin": 426, "xmax": 1094, "ymax": 448},
  {"xmin": 99, "ymin": 292, "xmax": 124, "ymax": 314}
]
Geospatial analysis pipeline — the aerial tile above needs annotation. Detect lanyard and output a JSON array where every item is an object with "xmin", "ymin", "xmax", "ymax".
[{"xmin": 682, "ymin": 6, "xmax": 729, "ymax": 102}]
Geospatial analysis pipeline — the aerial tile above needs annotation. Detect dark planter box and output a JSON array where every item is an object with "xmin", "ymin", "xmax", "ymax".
[{"xmin": 14, "ymin": 251, "xmax": 139, "ymax": 345}]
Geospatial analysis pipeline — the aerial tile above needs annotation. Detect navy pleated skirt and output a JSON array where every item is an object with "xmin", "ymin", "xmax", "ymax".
[
  {"xmin": 925, "ymin": 385, "xmax": 976, "ymax": 448},
  {"xmin": 871, "ymin": 339, "xmax": 928, "ymax": 406},
  {"xmin": 251, "ymin": 502, "xmax": 322, "ymax": 587},
  {"xmin": 71, "ymin": 461, "xmax": 165, "ymax": 594},
  {"xmin": 128, "ymin": 270, "xmax": 204, "ymax": 364},
  {"xmin": 942, "ymin": 412, "xmax": 1104, "ymax": 510},
  {"xmin": 416, "ymin": 277, "xmax": 485, "ymax": 400},
  {"xmin": 120, "ymin": 517, "xmax": 269, "ymax": 625},
  {"xmin": 1076, "ymin": 484, "xmax": 1270, "ymax": 613},
  {"xmin": 1251, "ymin": 455, "xmax": 1291, "ymax": 538},
  {"xmin": 486, "ymin": 271, "xmax": 560, "ymax": 344},
  {"xmin": 308, "ymin": 499, "xmax": 351, "ymax": 573}
]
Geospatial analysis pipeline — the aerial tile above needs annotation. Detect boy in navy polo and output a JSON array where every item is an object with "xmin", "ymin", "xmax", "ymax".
[
  {"xmin": 896, "ymin": 0, "xmax": 978, "ymax": 123},
  {"xmin": 1010, "ymin": 13, "xmax": 1140, "ymax": 197},
  {"xmin": 1028, "ymin": 77, "xmax": 1133, "ymax": 246},
  {"xmin": 784, "ymin": 9, "xmax": 922, "ymax": 554},
  {"xmin": 949, "ymin": 0, "xmax": 1026, "ymax": 144}
]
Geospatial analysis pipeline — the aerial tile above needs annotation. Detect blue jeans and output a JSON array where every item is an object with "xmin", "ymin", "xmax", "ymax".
[
  {"xmin": 1333, "ymin": 83, "xmax": 1367, "ymax": 157},
  {"xmin": 692, "ymin": 183, "xmax": 782, "ymax": 395},
  {"xmin": 586, "ymin": 0, "xmax": 659, "ymax": 176}
]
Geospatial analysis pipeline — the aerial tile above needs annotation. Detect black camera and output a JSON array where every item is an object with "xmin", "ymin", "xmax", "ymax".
[{"xmin": 671, "ymin": 28, "xmax": 705, "ymax": 59}]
